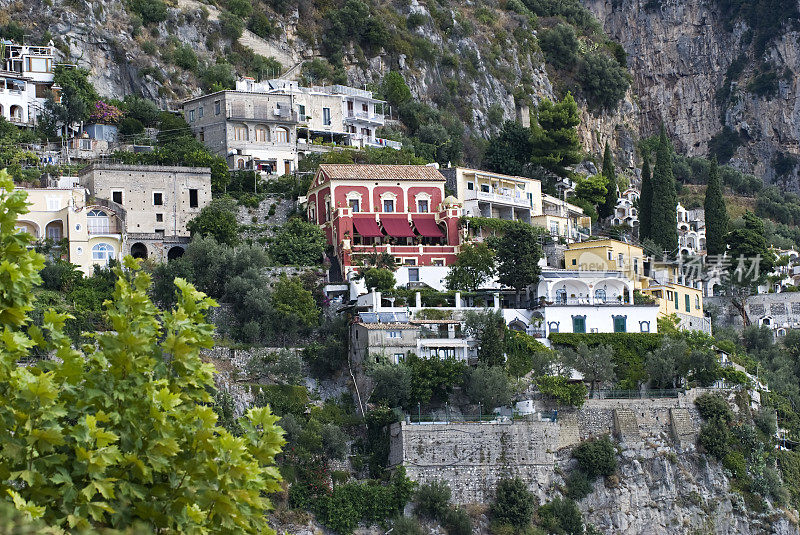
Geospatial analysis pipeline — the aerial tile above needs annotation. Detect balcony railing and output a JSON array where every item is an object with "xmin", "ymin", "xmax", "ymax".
[
  {"xmin": 227, "ymin": 107, "xmax": 298, "ymax": 123},
  {"xmin": 345, "ymin": 110, "xmax": 384, "ymax": 123},
  {"xmin": 466, "ymin": 189, "xmax": 531, "ymax": 208},
  {"xmin": 420, "ymin": 328, "xmax": 465, "ymax": 339},
  {"xmin": 350, "ymin": 244, "xmax": 457, "ymax": 255}
]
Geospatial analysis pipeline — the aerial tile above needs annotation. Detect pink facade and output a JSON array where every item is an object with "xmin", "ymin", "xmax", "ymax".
[{"xmin": 307, "ymin": 164, "xmax": 460, "ymax": 272}]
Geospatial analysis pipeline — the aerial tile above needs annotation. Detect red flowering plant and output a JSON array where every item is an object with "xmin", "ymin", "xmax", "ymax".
[{"xmin": 89, "ymin": 100, "xmax": 124, "ymax": 125}]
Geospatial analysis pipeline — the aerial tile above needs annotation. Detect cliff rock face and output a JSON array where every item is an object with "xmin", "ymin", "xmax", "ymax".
[{"xmin": 584, "ymin": 0, "xmax": 800, "ymax": 186}]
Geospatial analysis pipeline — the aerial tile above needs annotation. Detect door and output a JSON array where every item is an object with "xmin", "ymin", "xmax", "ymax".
[
  {"xmin": 284, "ymin": 160, "xmax": 292, "ymax": 175},
  {"xmin": 347, "ymin": 100, "xmax": 354, "ymax": 116}
]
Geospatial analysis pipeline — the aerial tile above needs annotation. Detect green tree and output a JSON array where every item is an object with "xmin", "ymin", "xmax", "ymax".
[
  {"xmin": 491, "ymin": 477, "xmax": 536, "ymax": 529},
  {"xmin": 649, "ymin": 125, "xmax": 678, "ymax": 255},
  {"xmin": 562, "ymin": 342, "xmax": 616, "ymax": 395},
  {"xmin": 129, "ymin": 0, "xmax": 168, "ymax": 24},
  {"xmin": 530, "ymin": 93, "xmax": 582, "ymax": 178},
  {"xmin": 122, "ymin": 95, "xmax": 160, "ymax": 127},
  {"xmin": 575, "ymin": 173, "xmax": 608, "ymax": 206},
  {"xmin": 270, "ymin": 274, "xmax": 320, "ymax": 332},
  {"xmin": 465, "ymin": 364, "xmax": 513, "ymax": 411},
  {"xmin": 465, "ymin": 309, "xmax": 507, "ymax": 367},
  {"xmin": 363, "ymin": 267, "xmax": 396, "ymax": 292},
  {"xmin": 270, "ymin": 218, "xmax": 326, "ymax": 265},
  {"xmin": 638, "ymin": 151, "xmax": 653, "ymax": 240},
  {"xmin": 0, "ymin": 170, "xmax": 285, "ymax": 532},
  {"xmin": 704, "ymin": 157, "xmax": 728, "ymax": 256},
  {"xmin": 725, "ymin": 212, "xmax": 775, "ymax": 325},
  {"xmin": 496, "ymin": 223, "xmax": 542, "ymax": 306},
  {"xmin": 187, "ymin": 197, "xmax": 239, "ymax": 245},
  {"xmin": 572, "ymin": 435, "xmax": 617, "ymax": 479},
  {"xmin": 406, "ymin": 354, "xmax": 467, "ymax": 405},
  {"xmin": 444, "ymin": 242, "xmax": 496, "ymax": 291},
  {"xmin": 539, "ymin": 23, "xmax": 580, "ymax": 69},
  {"xmin": 380, "ymin": 71, "xmax": 412, "ymax": 108},
  {"xmin": 538, "ymin": 497, "xmax": 584, "ymax": 535},
  {"xmin": 369, "ymin": 361, "xmax": 412, "ymax": 408},
  {"xmin": 484, "ymin": 121, "xmax": 534, "ymax": 177},
  {"xmin": 599, "ymin": 142, "xmax": 618, "ymax": 220},
  {"xmin": 578, "ymin": 51, "xmax": 631, "ymax": 111}
]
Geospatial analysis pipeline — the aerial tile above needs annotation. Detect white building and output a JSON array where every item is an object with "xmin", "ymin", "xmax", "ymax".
[
  {"xmin": 0, "ymin": 41, "xmax": 59, "ymax": 126},
  {"xmin": 677, "ymin": 203, "xmax": 706, "ymax": 256},
  {"xmin": 612, "ymin": 188, "xmax": 639, "ymax": 228}
]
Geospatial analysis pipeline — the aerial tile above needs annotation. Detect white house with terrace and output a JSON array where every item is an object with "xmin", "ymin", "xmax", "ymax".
[{"xmin": 0, "ymin": 41, "xmax": 61, "ymax": 126}]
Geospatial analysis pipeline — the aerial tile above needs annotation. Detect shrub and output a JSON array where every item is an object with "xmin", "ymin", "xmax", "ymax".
[
  {"xmin": 225, "ymin": 0, "xmax": 253, "ymax": 17},
  {"xmin": 491, "ymin": 477, "xmax": 536, "ymax": 528},
  {"xmin": 173, "ymin": 43, "xmax": 198, "ymax": 71},
  {"xmin": 565, "ymin": 470, "xmax": 593, "ymax": 500},
  {"xmin": 415, "ymin": 480, "xmax": 452, "ymax": 519},
  {"xmin": 535, "ymin": 375, "xmax": 587, "ymax": 407},
  {"xmin": 369, "ymin": 361, "xmax": 412, "ymax": 409},
  {"xmin": 465, "ymin": 364, "xmax": 513, "ymax": 411},
  {"xmin": 694, "ymin": 393, "xmax": 733, "ymax": 423},
  {"xmin": 363, "ymin": 267, "xmax": 397, "ymax": 291},
  {"xmin": 253, "ymin": 384, "xmax": 309, "ymax": 417},
  {"xmin": 578, "ymin": 51, "xmax": 631, "ymax": 111},
  {"xmin": 129, "ymin": 0, "xmax": 168, "ymax": 25},
  {"xmin": 444, "ymin": 506, "xmax": 473, "ymax": 535},
  {"xmin": 722, "ymin": 450, "xmax": 747, "ymax": 480},
  {"xmin": 698, "ymin": 417, "xmax": 731, "ymax": 459},
  {"xmin": 539, "ymin": 23, "xmax": 580, "ymax": 69},
  {"xmin": 119, "ymin": 116, "xmax": 144, "ymax": 135},
  {"xmin": 572, "ymin": 435, "xmax": 617, "ymax": 480},
  {"xmin": 392, "ymin": 516, "xmax": 424, "ymax": 535},
  {"xmin": 248, "ymin": 12, "xmax": 274, "ymax": 38},
  {"xmin": 269, "ymin": 218, "xmax": 327, "ymax": 265},
  {"xmin": 321, "ymin": 423, "xmax": 349, "ymax": 460},
  {"xmin": 537, "ymin": 497, "xmax": 583, "ymax": 535},
  {"xmin": 220, "ymin": 11, "xmax": 245, "ymax": 40}
]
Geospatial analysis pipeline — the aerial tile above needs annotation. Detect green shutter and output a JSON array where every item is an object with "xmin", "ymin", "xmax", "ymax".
[
  {"xmin": 685, "ymin": 294, "xmax": 691, "ymax": 312},
  {"xmin": 613, "ymin": 316, "xmax": 627, "ymax": 333},
  {"xmin": 572, "ymin": 316, "xmax": 586, "ymax": 333}
]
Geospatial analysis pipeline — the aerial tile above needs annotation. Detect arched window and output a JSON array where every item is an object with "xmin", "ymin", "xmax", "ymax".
[
  {"xmin": 91, "ymin": 243, "xmax": 115, "ymax": 265},
  {"xmin": 255, "ymin": 127, "xmax": 268, "ymax": 142},
  {"xmin": 555, "ymin": 288, "xmax": 567, "ymax": 304},
  {"xmin": 275, "ymin": 127, "xmax": 289, "ymax": 143},
  {"xmin": 87, "ymin": 209, "xmax": 110, "ymax": 234},
  {"xmin": 9, "ymin": 105, "xmax": 23, "ymax": 121},
  {"xmin": 594, "ymin": 288, "xmax": 606, "ymax": 303}
]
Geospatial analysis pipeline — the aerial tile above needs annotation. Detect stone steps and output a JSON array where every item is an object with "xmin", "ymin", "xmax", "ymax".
[
  {"xmin": 670, "ymin": 408, "xmax": 696, "ymax": 449},
  {"xmin": 613, "ymin": 408, "xmax": 641, "ymax": 443}
]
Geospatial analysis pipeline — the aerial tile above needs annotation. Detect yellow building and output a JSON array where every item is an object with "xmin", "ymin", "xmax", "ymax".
[
  {"xmin": 640, "ymin": 260, "xmax": 710, "ymax": 332},
  {"xmin": 564, "ymin": 238, "xmax": 644, "ymax": 282},
  {"xmin": 531, "ymin": 194, "xmax": 591, "ymax": 242},
  {"xmin": 15, "ymin": 186, "xmax": 123, "ymax": 275}
]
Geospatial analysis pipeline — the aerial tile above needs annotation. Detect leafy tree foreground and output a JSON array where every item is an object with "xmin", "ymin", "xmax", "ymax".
[{"xmin": 0, "ymin": 170, "xmax": 285, "ymax": 532}]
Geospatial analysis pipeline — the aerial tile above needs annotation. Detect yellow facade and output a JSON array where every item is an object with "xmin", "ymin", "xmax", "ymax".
[
  {"xmin": 565, "ymin": 239, "xmax": 644, "ymax": 282},
  {"xmin": 642, "ymin": 283, "xmax": 704, "ymax": 319},
  {"xmin": 15, "ymin": 187, "xmax": 122, "ymax": 275}
]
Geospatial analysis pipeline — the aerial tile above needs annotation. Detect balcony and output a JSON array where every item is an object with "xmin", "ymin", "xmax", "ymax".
[
  {"xmin": 345, "ymin": 110, "xmax": 384, "ymax": 125},
  {"xmin": 350, "ymin": 244, "xmax": 457, "ymax": 255},
  {"xmin": 87, "ymin": 221, "xmax": 121, "ymax": 235},
  {"xmin": 419, "ymin": 328, "xmax": 465, "ymax": 339},
  {"xmin": 226, "ymin": 107, "xmax": 298, "ymax": 123},
  {"xmin": 466, "ymin": 188, "xmax": 531, "ymax": 208}
]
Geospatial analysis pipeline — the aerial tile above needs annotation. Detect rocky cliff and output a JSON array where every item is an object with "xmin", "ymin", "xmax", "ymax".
[{"xmin": 584, "ymin": 0, "xmax": 800, "ymax": 186}]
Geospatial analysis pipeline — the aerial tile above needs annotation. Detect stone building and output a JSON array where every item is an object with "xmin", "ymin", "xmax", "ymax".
[
  {"xmin": 79, "ymin": 163, "xmax": 211, "ymax": 261},
  {"xmin": 182, "ymin": 89, "xmax": 298, "ymax": 174}
]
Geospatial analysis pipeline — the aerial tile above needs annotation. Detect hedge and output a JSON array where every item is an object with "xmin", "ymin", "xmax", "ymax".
[
  {"xmin": 251, "ymin": 384, "xmax": 309, "ymax": 416},
  {"xmin": 549, "ymin": 333, "xmax": 663, "ymax": 389}
]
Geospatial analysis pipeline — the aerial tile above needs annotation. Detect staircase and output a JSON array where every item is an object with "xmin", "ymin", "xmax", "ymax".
[
  {"xmin": 670, "ymin": 408, "xmax": 696, "ymax": 449},
  {"xmin": 613, "ymin": 409, "xmax": 641, "ymax": 443}
]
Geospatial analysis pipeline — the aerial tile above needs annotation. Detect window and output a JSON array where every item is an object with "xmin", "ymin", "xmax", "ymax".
[
  {"xmin": 198, "ymin": 106, "xmax": 204, "ymax": 118},
  {"xmin": 387, "ymin": 331, "xmax": 401, "ymax": 339},
  {"xmin": 408, "ymin": 268, "xmax": 419, "ymax": 282},
  {"xmin": 393, "ymin": 353, "xmax": 405, "ymax": 364},
  {"xmin": 156, "ymin": 213, "xmax": 163, "ymax": 222},
  {"xmin": 349, "ymin": 198, "xmax": 360, "ymax": 212},
  {"xmin": 91, "ymin": 243, "xmax": 114, "ymax": 265},
  {"xmin": 634, "ymin": 258, "xmax": 639, "ymax": 274},
  {"xmin": 298, "ymin": 104, "xmax": 306, "ymax": 120},
  {"xmin": 555, "ymin": 288, "xmax": 567, "ymax": 304},
  {"xmin": 418, "ymin": 199, "xmax": 429, "ymax": 213},
  {"xmin": 87, "ymin": 209, "xmax": 110, "ymax": 233},
  {"xmin": 214, "ymin": 100, "xmax": 221, "ymax": 115},
  {"xmin": 112, "ymin": 190, "xmax": 123, "ymax": 205},
  {"xmin": 323, "ymin": 107, "xmax": 331, "ymax": 126},
  {"xmin": 189, "ymin": 189, "xmax": 199, "ymax": 208},
  {"xmin": 188, "ymin": 109, "xmax": 195, "ymax": 122},
  {"xmin": 674, "ymin": 291, "xmax": 679, "ymax": 310},
  {"xmin": 594, "ymin": 288, "xmax": 606, "ymax": 303},
  {"xmin": 153, "ymin": 192, "xmax": 163, "ymax": 206},
  {"xmin": 362, "ymin": 103, "xmax": 368, "ymax": 112},
  {"xmin": 607, "ymin": 251, "xmax": 613, "ymax": 261},
  {"xmin": 613, "ymin": 316, "xmax": 627, "ymax": 333},
  {"xmin": 46, "ymin": 197, "xmax": 61, "ymax": 211},
  {"xmin": 480, "ymin": 184, "xmax": 490, "ymax": 193},
  {"xmin": 639, "ymin": 321, "xmax": 650, "ymax": 333},
  {"xmin": 571, "ymin": 258, "xmax": 577, "ymax": 266},
  {"xmin": 685, "ymin": 294, "xmax": 691, "ymax": 312},
  {"xmin": 467, "ymin": 181, "xmax": 474, "ymax": 190},
  {"xmin": 383, "ymin": 199, "xmax": 394, "ymax": 212},
  {"xmin": 572, "ymin": 316, "xmax": 586, "ymax": 334},
  {"xmin": 255, "ymin": 127, "xmax": 268, "ymax": 142},
  {"xmin": 548, "ymin": 321, "xmax": 560, "ymax": 333},
  {"xmin": 46, "ymin": 222, "xmax": 62, "ymax": 240},
  {"xmin": 403, "ymin": 258, "xmax": 417, "ymax": 266},
  {"xmin": 695, "ymin": 295, "xmax": 701, "ymax": 310},
  {"xmin": 618, "ymin": 253, "xmax": 624, "ymax": 267},
  {"xmin": 234, "ymin": 126, "xmax": 248, "ymax": 141},
  {"xmin": 432, "ymin": 259, "xmax": 444, "ymax": 266},
  {"xmin": 275, "ymin": 127, "xmax": 289, "ymax": 143},
  {"xmin": 550, "ymin": 221, "xmax": 559, "ymax": 235}
]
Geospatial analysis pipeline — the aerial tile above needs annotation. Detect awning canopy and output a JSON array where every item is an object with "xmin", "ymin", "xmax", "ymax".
[
  {"xmin": 353, "ymin": 216, "xmax": 383, "ymax": 237},
  {"xmin": 381, "ymin": 216, "xmax": 416, "ymax": 238},
  {"xmin": 412, "ymin": 216, "xmax": 444, "ymax": 238}
]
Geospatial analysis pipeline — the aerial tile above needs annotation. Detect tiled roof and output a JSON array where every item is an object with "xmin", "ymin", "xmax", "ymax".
[{"xmin": 319, "ymin": 164, "xmax": 445, "ymax": 181}]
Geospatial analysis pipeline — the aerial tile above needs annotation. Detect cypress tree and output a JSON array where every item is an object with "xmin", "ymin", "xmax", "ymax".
[
  {"xmin": 649, "ymin": 125, "xmax": 678, "ymax": 256},
  {"xmin": 598, "ymin": 142, "xmax": 618, "ymax": 220},
  {"xmin": 638, "ymin": 151, "xmax": 653, "ymax": 240},
  {"xmin": 704, "ymin": 157, "xmax": 728, "ymax": 255}
]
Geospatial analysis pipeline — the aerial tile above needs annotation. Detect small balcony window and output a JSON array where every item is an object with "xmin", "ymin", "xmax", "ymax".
[
  {"xmin": 349, "ymin": 199, "xmax": 360, "ymax": 213},
  {"xmin": 383, "ymin": 199, "xmax": 394, "ymax": 212},
  {"xmin": 417, "ymin": 199, "xmax": 428, "ymax": 213}
]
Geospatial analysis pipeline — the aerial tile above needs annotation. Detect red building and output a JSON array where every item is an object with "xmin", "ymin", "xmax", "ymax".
[{"xmin": 306, "ymin": 164, "xmax": 461, "ymax": 272}]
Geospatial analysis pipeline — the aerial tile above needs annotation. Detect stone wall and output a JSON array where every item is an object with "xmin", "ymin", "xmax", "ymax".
[
  {"xmin": 390, "ymin": 396, "xmax": 705, "ymax": 504},
  {"xmin": 706, "ymin": 293, "xmax": 800, "ymax": 330}
]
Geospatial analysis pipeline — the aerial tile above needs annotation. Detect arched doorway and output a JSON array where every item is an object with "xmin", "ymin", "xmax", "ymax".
[
  {"xmin": 9, "ymin": 105, "xmax": 23, "ymax": 122},
  {"xmin": 167, "ymin": 246, "xmax": 185, "ymax": 260},
  {"xmin": 45, "ymin": 220, "xmax": 63, "ymax": 241},
  {"xmin": 131, "ymin": 242, "xmax": 148, "ymax": 259}
]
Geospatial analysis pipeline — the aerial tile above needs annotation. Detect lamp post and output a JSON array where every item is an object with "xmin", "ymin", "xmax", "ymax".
[{"xmin": 417, "ymin": 402, "xmax": 421, "ymax": 424}]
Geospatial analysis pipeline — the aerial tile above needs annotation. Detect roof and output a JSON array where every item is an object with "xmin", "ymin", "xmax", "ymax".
[
  {"xmin": 355, "ymin": 322, "xmax": 416, "ymax": 330},
  {"xmin": 319, "ymin": 164, "xmax": 445, "ymax": 181}
]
